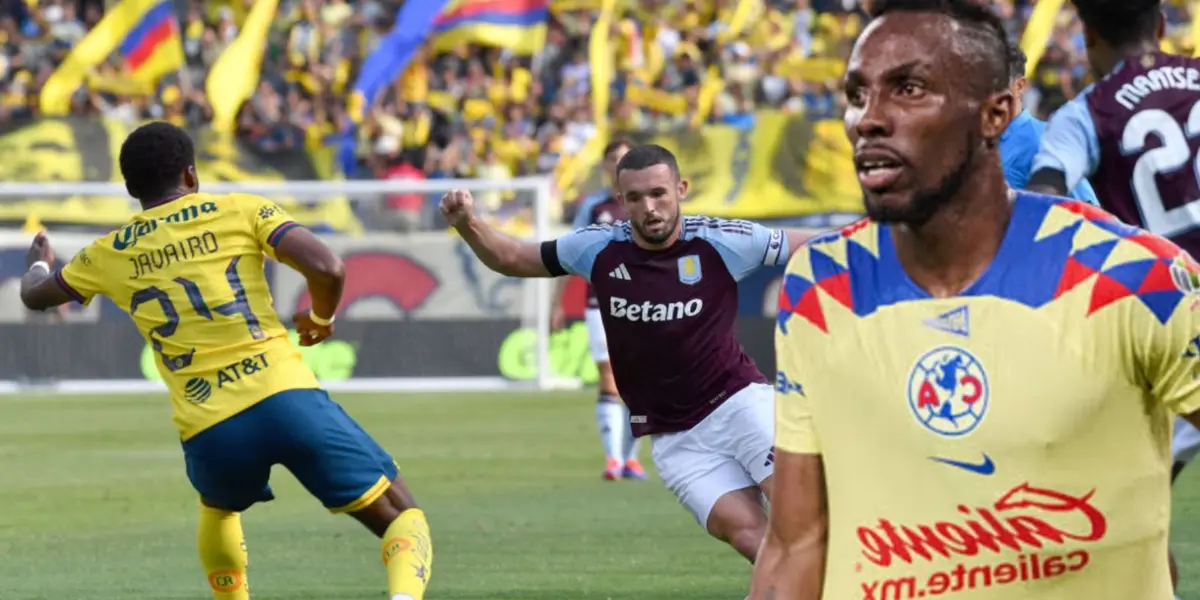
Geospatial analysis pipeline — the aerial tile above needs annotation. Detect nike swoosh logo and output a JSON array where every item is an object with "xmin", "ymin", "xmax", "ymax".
[{"xmin": 929, "ymin": 454, "xmax": 995, "ymax": 475}]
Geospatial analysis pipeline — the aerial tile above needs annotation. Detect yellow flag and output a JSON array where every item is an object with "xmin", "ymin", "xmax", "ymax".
[
  {"xmin": 588, "ymin": 0, "xmax": 616, "ymax": 134},
  {"xmin": 720, "ymin": 0, "xmax": 760, "ymax": 43},
  {"xmin": 40, "ymin": 0, "xmax": 165, "ymax": 116},
  {"xmin": 207, "ymin": 0, "xmax": 278, "ymax": 133},
  {"xmin": 557, "ymin": 0, "xmax": 616, "ymax": 197},
  {"xmin": 691, "ymin": 65, "xmax": 724, "ymax": 129},
  {"xmin": 1193, "ymin": 1, "xmax": 1200, "ymax": 57},
  {"xmin": 1019, "ymin": 0, "xmax": 1065, "ymax": 79}
]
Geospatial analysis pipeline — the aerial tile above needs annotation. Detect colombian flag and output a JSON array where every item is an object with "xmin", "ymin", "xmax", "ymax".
[
  {"xmin": 431, "ymin": 0, "xmax": 549, "ymax": 56},
  {"xmin": 40, "ymin": 0, "xmax": 183, "ymax": 115},
  {"xmin": 119, "ymin": 1, "xmax": 184, "ymax": 84}
]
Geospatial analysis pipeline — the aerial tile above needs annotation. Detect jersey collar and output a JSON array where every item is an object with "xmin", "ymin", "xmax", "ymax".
[{"xmin": 876, "ymin": 191, "xmax": 1034, "ymax": 301}]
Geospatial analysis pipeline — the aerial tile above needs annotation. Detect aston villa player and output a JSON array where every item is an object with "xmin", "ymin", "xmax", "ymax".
[{"xmin": 442, "ymin": 144, "xmax": 809, "ymax": 560}]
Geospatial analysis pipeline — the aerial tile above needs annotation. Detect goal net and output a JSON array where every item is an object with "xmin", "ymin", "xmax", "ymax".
[{"xmin": 0, "ymin": 177, "xmax": 578, "ymax": 394}]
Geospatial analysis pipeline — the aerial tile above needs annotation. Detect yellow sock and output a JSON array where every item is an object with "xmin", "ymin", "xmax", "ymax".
[
  {"xmin": 197, "ymin": 504, "xmax": 250, "ymax": 600},
  {"xmin": 381, "ymin": 508, "xmax": 433, "ymax": 600}
]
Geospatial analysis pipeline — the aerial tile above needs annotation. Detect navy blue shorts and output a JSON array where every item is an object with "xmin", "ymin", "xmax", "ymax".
[{"xmin": 181, "ymin": 389, "xmax": 398, "ymax": 513}]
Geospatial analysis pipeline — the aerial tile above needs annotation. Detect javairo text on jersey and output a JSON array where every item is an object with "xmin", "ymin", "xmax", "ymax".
[{"xmin": 129, "ymin": 231, "xmax": 220, "ymax": 280}]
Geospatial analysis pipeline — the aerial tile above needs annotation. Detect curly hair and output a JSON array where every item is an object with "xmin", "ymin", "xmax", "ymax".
[{"xmin": 119, "ymin": 121, "xmax": 195, "ymax": 203}]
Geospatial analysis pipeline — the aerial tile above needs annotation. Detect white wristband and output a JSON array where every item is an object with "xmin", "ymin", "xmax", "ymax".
[
  {"xmin": 30, "ymin": 261, "xmax": 50, "ymax": 274},
  {"xmin": 309, "ymin": 312, "xmax": 335, "ymax": 327}
]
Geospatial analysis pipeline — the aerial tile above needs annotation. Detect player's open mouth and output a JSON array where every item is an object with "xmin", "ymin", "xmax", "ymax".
[{"xmin": 855, "ymin": 149, "xmax": 905, "ymax": 190}]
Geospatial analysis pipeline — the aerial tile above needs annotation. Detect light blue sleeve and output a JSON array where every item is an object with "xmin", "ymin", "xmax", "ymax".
[
  {"xmin": 553, "ymin": 226, "xmax": 615, "ymax": 282},
  {"xmin": 1031, "ymin": 93, "xmax": 1102, "ymax": 192},
  {"xmin": 572, "ymin": 191, "xmax": 606, "ymax": 229},
  {"xmin": 1069, "ymin": 178, "xmax": 1100, "ymax": 205},
  {"xmin": 693, "ymin": 218, "xmax": 790, "ymax": 282}
]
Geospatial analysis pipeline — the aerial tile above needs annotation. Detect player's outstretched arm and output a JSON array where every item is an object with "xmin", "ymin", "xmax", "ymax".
[
  {"xmin": 20, "ymin": 232, "xmax": 75, "ymax": 311},
  {"xmin": 748, "ymin": 450, "xmax": 827, "ymax": 600},
  {"xmin": 273, "ymin": 226, "xmax": 344, "ymax": 346},
  {"xmin": 440, "ymin": 188, "xmax": 552, "ymax": 277}
]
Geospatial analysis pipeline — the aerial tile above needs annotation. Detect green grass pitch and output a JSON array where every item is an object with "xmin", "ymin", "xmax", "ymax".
[{"xmin": 2, "ymin": 391, "xmax": 1200, "ymax": 599}]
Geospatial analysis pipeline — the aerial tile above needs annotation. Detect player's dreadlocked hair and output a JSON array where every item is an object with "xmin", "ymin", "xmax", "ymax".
[
  {"xmin": 868, "ymin": 0, "xmax": 1013, "ymax": 93},
  {"xmin": 615, "ymin": 144, "xmax": 681, "ymax": 180},
  {"xmin": 1007, "ymin": 45, "xmax": 1027, "ymax": 83},
  {"xmin": 1072, "ymin": 0, "xmax": 1161, "ymax": 49},
  {"xmin": 119, "ymin": 121, "xmax": 195, "ymax": 203}
]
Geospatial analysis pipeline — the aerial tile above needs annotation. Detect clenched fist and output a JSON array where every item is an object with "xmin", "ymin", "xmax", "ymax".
[
  {"xmin": 27, "ymin": 231, "xmax": 55, "ymax": 269},
  {"xmin": 440, "ymin": 188, "xmax": 476, "ymax": 228}
]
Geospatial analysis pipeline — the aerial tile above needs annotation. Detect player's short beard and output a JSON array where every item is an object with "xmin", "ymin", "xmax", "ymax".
[
  {"xmin": 634, "ymin": 208, "xmax": 679, "ymax": 245},
  {"xmin": 868, "ymin": 133, "xmax": 977, "ymax": 229}
]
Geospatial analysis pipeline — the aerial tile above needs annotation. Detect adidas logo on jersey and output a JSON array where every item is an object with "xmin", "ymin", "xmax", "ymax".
[
  {"xmin": 609, "ymin": 296, "xmax": 703, "ymax": 322},
  {"xmin": 609, "ymin": 264, "xmax": 632, "ymax": 280},
  {"xmin": 924, "ymin": 305, "xmax": 969, "ymax": 337}
]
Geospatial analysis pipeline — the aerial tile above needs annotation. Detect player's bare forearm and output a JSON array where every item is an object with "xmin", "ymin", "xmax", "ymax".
[
  {"xmin": 552, "ymin": 276, "xmax": 570, "ymax": 304},
  {"xmin": 748, "ymin": 451, "xmax": 827, "ymax": 600},
  {"xmin": 456, "ymin": 214, "xmax": 551, "ymax": 278},
  {"xmin": 1026, "ymin": 168, "xmax": 1069, "ymax": 197},
  {"xmin": 1183, "ymin": 410, "xmax": 1200, "ymax": 435},
  {"xmin": 785, "ymin": 229, "xmax": 817, "ymax": 251},
  {"xmin": 20, "ymin": 266, "xmax": 72, "ymax": 311},
  {"xmin": 274, "ymin": 226, "xmax": 345, "ymax": 319}
]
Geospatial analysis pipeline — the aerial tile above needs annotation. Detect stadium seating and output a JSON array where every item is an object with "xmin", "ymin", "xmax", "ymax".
[{"xmin": 0, "ymin": 0, "xmax": 1195, "ymax": 232}]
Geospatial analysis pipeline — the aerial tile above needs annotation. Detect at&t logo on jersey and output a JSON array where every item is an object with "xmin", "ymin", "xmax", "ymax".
[
  {"xmin": 609, "ymin": 296, "xmax": 703, "ymax": 322},
  {"xmin": 907, "ymin": 346, "xmax": 989, "ymax": 436}
]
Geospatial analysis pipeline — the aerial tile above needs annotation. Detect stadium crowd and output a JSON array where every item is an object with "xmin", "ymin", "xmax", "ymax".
[{"xmin": 0, "ymin": 0, "xmax": 1195, "ymax": 223}]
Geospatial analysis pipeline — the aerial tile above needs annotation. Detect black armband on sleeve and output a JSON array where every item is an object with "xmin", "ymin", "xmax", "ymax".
[
  {"xmin": 1027, "ymin": 168, "xmax": 1069, "ymax": 196},
  {"xmin": 541, "ymin": 240, "xmax": 567, "ymax": 276}
]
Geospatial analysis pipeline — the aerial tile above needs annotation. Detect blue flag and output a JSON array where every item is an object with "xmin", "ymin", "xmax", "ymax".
[{"xmin": 339, "ymin": 0, "xmax": 450, "ymax": 176}]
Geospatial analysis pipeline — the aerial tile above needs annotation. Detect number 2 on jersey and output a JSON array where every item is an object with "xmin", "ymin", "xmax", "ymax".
[
  {"xmin": 1121, "ymin": 99, "xmax": 1200, "ymax": 237},
  {"xmin": 131, "ymin": 256, "xmax": 264, "ymax": 372}
]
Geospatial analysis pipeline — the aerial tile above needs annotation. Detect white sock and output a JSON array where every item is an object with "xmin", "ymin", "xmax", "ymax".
[
  {"xmin": 621, "ymin": 403, "xmax": 640, "ymax": 462},
  {"xmin": 596, "ymin": 395, "xmax": 624, "ymax": 460}
]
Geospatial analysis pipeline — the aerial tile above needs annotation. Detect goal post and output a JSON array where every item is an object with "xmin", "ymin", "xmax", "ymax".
[{"xmin": 0, "ymin": 176, "xmax": 581, "ymax": 394}]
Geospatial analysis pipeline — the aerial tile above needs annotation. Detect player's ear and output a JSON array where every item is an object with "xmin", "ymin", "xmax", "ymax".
[
  {"xmin": 1156, "ymin": 11, "xmax": 1166, "ymax": 40},
  {"xmin": 677, "ymin": 178, "xmax": 689, "ymax": 200},
  {"xmin": 980, "ymin": 88, "xmax": 1015, "ymax": 146},
  {"xmin": 1081, "ymin": 24, "xmax": 1098, "ymax": 49},
  {"xmin": 183, "ymin": 165, "xmax": 199, "ymax": 193}
]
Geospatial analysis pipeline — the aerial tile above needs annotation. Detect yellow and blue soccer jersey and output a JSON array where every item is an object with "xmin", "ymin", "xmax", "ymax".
[
  {"xmin": 775, "ymin": 192, "xmax": 1200, "ymax": 599},
  {"xmin": 56, "ymin": 193, "xmax": 319, "ymax": 440}
]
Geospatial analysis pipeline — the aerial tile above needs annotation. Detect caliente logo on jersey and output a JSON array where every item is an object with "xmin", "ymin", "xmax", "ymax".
[{"xmin": 907, "ymin": 346, "xmax": 989, "ymax": 436}]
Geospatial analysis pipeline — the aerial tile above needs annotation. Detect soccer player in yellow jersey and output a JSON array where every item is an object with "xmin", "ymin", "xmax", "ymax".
[
  {"xmin": 17, "ymin": 122, "xmax": 433, "ymax": 600},
  {"xmin": 750, "ymin": 1, "xmax": 1200, "ymax": 599}
]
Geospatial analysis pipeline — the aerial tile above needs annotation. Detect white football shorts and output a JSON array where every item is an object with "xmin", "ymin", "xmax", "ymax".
[
  {"xmin": 650, "ymin": 382, "xmax": 774, "ymax": 527},
  {"xmin": 1173, "ymin": 416, "xmax": 1200, "ymax": 466},
  {"xmin": 584, "ymin": 307, "xmax": 609, "ymax": 363}
]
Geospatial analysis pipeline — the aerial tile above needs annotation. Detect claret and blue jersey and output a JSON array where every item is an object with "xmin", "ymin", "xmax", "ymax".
[
  {"xmin": 572, "ymin": 189, "xmax": 628, "ymax": 308},
  {"xmin": 1032, "ymin": 52, "xmax": 1200, "ymax": 257},
  {"xmin": 774, "ymin": 192, "xmax": 1200, "ymax": 599},
  {"xmin": 545, "ymin": 215, "xmax": 789, "ymax": 437}
]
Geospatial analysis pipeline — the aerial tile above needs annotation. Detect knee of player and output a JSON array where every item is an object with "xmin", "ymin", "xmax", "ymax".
[
  {"xmin": 708, "ymin": 516, "xmax": 765, "ymax": 546},
  {"xmin": 353, "ymin": 485, "xmax": 420, "ymax": 532}
]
